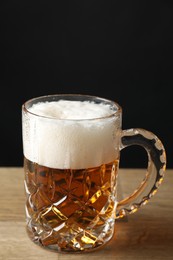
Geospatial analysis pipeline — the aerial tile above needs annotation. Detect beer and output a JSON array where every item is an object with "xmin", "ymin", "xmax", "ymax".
[
  {"xmin": 24, "ymin": 157, "xmax": 119, "ymax": 252},
  {"xmin": 22, "ymin": 96, "xmax": 121, "ymax": 252},
  {"xmin": 22, "ymin": 94, "xmax": 167, "ymax": 253}
]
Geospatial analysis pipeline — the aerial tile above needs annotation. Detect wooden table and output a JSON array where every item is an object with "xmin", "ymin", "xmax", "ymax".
[{"xmin": 0, "ymin": 167, "xmax": 172, "ymax": 260}]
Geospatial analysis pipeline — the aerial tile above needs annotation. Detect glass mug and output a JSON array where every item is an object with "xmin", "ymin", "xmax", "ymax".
[{"xmin": 22, "ymin": 94, "xmax": 166, "ymax": 253}]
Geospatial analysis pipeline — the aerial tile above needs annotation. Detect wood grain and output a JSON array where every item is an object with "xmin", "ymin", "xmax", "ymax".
[{"xmin": 0, "ymin": 167, "xmax": 172, "ymax": 260}]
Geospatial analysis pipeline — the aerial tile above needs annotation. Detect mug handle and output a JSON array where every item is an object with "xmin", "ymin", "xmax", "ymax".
[{"xmin": 116, "ymin": 128, "xmax": 166, "ymax": 218}]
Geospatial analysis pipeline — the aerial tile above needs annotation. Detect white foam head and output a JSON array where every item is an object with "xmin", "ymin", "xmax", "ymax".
[{"xmin": 22, "ymin": 99, "xmax": 121, "ymax": 169}]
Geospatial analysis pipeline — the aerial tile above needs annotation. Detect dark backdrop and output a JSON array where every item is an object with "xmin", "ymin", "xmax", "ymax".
[{"xmin": 0, "ymin": 1, "xmax": 172, "ymax": 168}]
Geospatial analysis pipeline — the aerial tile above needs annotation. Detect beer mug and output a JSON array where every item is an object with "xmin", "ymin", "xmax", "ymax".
[{"xmin": 22, "ymin": 94, "xmax": 166, "ymax": 253}]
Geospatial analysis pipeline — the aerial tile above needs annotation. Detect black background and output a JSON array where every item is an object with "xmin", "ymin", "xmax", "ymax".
[{"xmin": 0, "ymin": 1, "xmax": 172, "ymax": 169}]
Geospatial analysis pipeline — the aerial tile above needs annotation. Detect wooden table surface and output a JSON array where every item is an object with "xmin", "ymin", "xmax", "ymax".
[{"xmin": 0, "ymin": 167, "xmax": 172, "ymax": 260}]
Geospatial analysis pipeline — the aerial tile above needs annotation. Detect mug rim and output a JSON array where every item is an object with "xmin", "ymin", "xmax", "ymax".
[{"xmin": 22, "ymin": 93, "xmax": 122, "ymax": 121}]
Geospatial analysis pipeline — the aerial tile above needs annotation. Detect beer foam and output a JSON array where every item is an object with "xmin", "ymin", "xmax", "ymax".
[
  {"xmin": 23, "ymin": 100, "xmax": 120, "ymax": 169},
  {"xmin": 29, "ymin": 100, "xmax": 114, "ymax": 119}
]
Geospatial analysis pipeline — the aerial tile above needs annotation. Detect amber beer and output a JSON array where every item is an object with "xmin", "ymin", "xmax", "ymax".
[
  {"xmin": 24, "ymin": 158, "xmax": 119, "ymax": 252},
  {"xmin": 22, "ymin": 95, "xmax": 121, "ymax": 252}
]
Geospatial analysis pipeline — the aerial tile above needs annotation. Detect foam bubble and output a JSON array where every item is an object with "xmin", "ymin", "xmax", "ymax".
[{"xmin": 22, "ymin": 100, "xmax": 120, "ymax": 169}]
